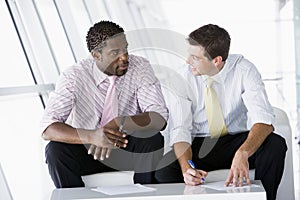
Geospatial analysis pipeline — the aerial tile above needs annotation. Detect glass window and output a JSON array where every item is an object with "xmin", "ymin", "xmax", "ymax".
[
  {"xmin": 0, "ymin": 1, "xmax": 35, "ymax": 87},
  {"xmin": 0, "ymin": 94, "xmax": 53, "ymax": 200},
  {"xmin": 0, "ymin": 1, "xmax": 54, "ymax": 199},
  {"xmin": 67, "ymin": 0, "xmax": 92, "ymax": 53},
  {"xmin": 159, "ymin": 0, "xmax": 295, "ymax": 112},
  {"xmin": 52, "ymin": 0, "xmax": 90, "ymax": 61},
  {"xmin": 34, "ymin": 0, "xmax": 76, "ymax": 71}
]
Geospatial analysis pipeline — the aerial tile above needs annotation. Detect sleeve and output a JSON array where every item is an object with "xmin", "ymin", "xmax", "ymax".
[
  {"xmin": 167, "ymin": 92, "xmax": 193, "ymax": 146},
  {"xmin": 136, "ymin": 60, "xmax": 169, "ymax": 121},
  {"xmin": 241, "ymin": 63, "xmax": 275, "ymax": 127},
  {"xmin": 160, "ymin": 69, "xmax": 194, "ymax": 147},
  {"xmin": 40, "ymin": 72, "xmax": 76, "ymax": 134}
]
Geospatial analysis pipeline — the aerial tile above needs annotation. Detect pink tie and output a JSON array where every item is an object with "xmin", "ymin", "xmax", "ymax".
[{"xmin": 100, "ymin": 76, "xmax": 118, "ymax": 127}]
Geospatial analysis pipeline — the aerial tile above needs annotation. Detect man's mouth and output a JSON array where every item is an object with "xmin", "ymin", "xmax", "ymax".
[
  {"xmin": 118, "ymin": 63, "xmax": 129, "ymax": 70},
  {"xmin": 190, "ymin": 65, "xmax": 196, "ymax": 70}
]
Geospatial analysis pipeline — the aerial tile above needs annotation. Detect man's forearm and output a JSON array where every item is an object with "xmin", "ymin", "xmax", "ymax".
[
  {"xmin": 237, "ymin": 123, "xmax": 274, "ymax": 157},
  {"xmin": 42, "ymin": 122, "xmax": 92, "ymax": 144},
  {"xmin": 174, "ymin": 142, "xmax": 193, "ymax": 173},
  {"xmin": 116, "ymin": 112, "xmax": 166, "ymax": 132}
]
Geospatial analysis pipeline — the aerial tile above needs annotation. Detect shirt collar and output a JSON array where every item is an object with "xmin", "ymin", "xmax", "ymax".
[
  {"xmin": 92, "ymin": 60, "xmax": 108, "ymax": 86},
  {"xmin": 202, "ymin": 72, "xmax": 223, "ymax": 85},
  {"xmin": 217, "ymin": 54, "xmax": 237, "ymax": 81},
  {"xmin": 201, "ymin": 59, "xmax": 231, "ymax": 85}
]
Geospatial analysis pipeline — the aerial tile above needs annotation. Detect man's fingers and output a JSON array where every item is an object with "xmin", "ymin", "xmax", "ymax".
[
  {"xmin": 89, "ymin": 145, "xmax": 114, "ymax": 160},
  {"xmin": 94, "ymin": 147, "xmax": 101, "ymax": 160},
  {"xmin": 232, "ymin": 170, "xmax": 239, "ymax": 187},
  {"xmin": 239, "ymin": 176, "xmax": 244, "ymax": 187},
  {"xmin": 107, "ymin": 134, "xmax": 128, "ymax": 148},
  {"xmin": 106, "ymin": 149, "xmax": 112, "ymax": 158},
  {"xmin": 184, "ymin": 169, "xmax": 203, "ymax": 185},
  {"xmin": 225, "ymin": 171, "xmax": 233, "ymax": 186},
  {"xmin": 198, "ymin": 169, "xmax": 208, "ymax": 178},
  {"xmin": 105, "ymin": 128, "xmax": 126, "ymax": 138},
  {"xmin": 88, "ymin": 145, "xmax": 95, "ymax": 155},
  {"xmin": 183, "ymin": 173, "xmax": 199, "ymax": 185},
  {"xmin": 246, "ymin": 176, "xmax": 251, "ymax": 185},
  {"xmin": 226, "ymin": 170, "xmax": 250, "ymax": 187},
  {"xmin": 100, "ymin": 148, "xmax": 107, "ymax": 160}
]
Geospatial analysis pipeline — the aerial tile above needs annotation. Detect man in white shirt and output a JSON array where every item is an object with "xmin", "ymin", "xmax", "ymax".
[{"xmin": 155, "ymin": 24, "xmax": 287, "ymax": 200}]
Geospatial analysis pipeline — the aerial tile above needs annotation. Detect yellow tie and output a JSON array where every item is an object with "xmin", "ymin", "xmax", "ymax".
[{"xmin": 204, "ymin": 78, "xmax": 227, "ymax": 138}]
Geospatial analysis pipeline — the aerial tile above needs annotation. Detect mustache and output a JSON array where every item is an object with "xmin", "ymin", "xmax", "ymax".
[{"xmin": 118, "ymin": 61, "xmax": 129, "ymax": 66}]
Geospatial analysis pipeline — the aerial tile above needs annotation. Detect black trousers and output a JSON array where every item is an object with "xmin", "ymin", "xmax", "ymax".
[
  {"xmin": 45, "ymin": 132, "xmax": 164, "ymax": 188},
  {"xmin": 155, "ymin": 132, "xmax": 287, "ymax": 200}
]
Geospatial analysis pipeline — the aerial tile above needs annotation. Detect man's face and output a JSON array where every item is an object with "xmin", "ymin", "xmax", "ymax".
[
  {"xmin": 97, "ymin": 34, "xmax": 129, "ymax": 76},
  {"xmin": 186, "ymin": 45, "xmax": 219, "ymax": 76}
]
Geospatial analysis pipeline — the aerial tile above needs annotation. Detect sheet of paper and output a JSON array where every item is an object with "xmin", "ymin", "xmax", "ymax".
[
  {"xmin": 91, "ymin": 184, "xmax": 157, "ymax": 195},
  {"xmin": 200, "ymin": 181, "xmax": 261, "ymax": 191}
]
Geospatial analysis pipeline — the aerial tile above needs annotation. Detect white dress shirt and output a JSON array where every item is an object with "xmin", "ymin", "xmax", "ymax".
[{"xmin": 166, "ymin": 54, "xmax": 274, "ymax": 146}]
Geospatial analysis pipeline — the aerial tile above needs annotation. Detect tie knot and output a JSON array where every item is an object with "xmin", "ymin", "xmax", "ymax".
[
  {"xmin": 206, "ymin": 78, "xmax": 214, "ymax": 88},
  {"xmin": 108, "ymin": 76, "xmax": 117, "ymax": 84}
]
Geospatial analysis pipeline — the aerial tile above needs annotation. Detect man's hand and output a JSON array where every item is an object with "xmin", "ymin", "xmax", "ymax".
[
  {"xmin": 173, "ymin": 142, "xmax": 207, "ymax": 186},
  {"xmin": 225, "ymin": 123, "xmax": 274, "ymax": 187},
  {"xmin": 183, "ymin": 168, "xmax": 207, "ymax": 186},
  {"xmin": 225, "ymin": 150, "xmax": 251, "ymax": 187},
  {"xmin": 88, "ymin": 127, "xmax": 128, "ymax": 160},
  {"xmin": 88, "ymin": 145, "xmax": 112, "ymax": 161}
]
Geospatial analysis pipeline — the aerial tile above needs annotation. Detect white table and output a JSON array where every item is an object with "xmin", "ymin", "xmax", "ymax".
[{"xmin": 51, "ymin": 181, "xmax": 266, "ymax": 200}]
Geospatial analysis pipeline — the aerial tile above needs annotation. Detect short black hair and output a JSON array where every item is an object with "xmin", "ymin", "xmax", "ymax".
[
  {"xmin": 188, "ymin": 24, "xmax": 231, "ymax": 61},
  {"xmin": 86, "ymin": 21, "xmax": 124, "ymax": 52}
]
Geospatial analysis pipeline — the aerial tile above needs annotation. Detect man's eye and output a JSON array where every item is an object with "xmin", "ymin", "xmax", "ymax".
[
  {"xmin": 192, "ymin": 55, "xmax": 198, "ymax": 60},
  {"xmin": 112, "ymin": 51, "xmax": 118, "ymax": 56}
]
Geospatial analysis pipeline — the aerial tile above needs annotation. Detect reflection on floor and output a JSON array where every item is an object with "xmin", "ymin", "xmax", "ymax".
[{"xmin": 293, "ymin": 140, "xmax": 299, "ymax": 200}]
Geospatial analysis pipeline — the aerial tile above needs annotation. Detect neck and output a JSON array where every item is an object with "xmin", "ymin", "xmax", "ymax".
[
  {"xmin": 207, "ymin": 61, "xmax": 225, "ymax": 77},
  {"xmin": 217, "ymin": 61, "xmax": 225, "ymax": 72}
]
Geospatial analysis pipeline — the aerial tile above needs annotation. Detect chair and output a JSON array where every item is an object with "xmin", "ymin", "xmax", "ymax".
[{"xmin": 81, "ymin": 107, "xmax": 295, "ymax": 200}]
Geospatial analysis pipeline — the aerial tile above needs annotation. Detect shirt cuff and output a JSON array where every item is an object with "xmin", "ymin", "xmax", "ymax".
[
  {"xmin": 169, "ymin": 127, "xmax": 192, "ymax": 147},
  {"xmin": 146, "ymin": 106, "xmax": 169, "ymax": 121},
  {"xmin": 39, "ymin": 119, "xmax": 59, "ymax": 135},
  {"xmin": 247, "ymin": 112, "xmax": 275, "ymax": 129}
]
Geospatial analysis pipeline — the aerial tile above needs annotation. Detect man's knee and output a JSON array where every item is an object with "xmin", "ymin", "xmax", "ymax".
[
  {"xmin": 155, "ymin": 151, "xmax": 182, "ymax": 183},
  {"xmin": 147, "ymin": 133, "xmax": 164, "ymax": 151},
  {"xmin": 256, "ymin": 133, "xmax": 287, "ymax": 164},
  {"xmin": 129, "ymin": 132, "xmax": 164, "ymax": 153},
  {"xmin": 45, "ymin": 141, "xmax": 70, "ymax": 165},
  {"xmin": 265, "ymin": 133, "xmax": 287, "ymax": 155}
]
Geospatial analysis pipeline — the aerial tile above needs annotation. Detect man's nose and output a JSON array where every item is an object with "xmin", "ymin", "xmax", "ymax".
[
  {"xmin": 119, "ymin": 53, "xmax": 128, "ymax": 61},
  {"xmin": 186, "ymin": 56, "xmax": 191, "ymax": 65}
]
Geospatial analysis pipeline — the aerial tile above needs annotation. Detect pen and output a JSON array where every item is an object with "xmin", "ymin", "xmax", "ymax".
[
  {"xmin": 114, "ymin": 116, "xmax": 126, "ymax": 148},
  {"xmin": 188, "ymin": 160, "xmax": 205, "ymax": 183},
  {"xmin": 118, "ymin": 116, "xmax": 126, "ymax": 132}
]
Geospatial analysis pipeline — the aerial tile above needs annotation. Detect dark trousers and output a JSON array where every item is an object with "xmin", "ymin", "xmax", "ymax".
[
  {"xmin": 155, "ymin": 132, "xmax": 287, "ymax": 200},
  {"xmin": 45, "ymin": 132, "xmax": 164, "ymax": 188}
]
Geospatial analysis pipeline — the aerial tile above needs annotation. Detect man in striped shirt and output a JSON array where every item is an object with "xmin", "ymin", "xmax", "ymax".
[{"xmin": 41, "ymin": 21, "xmax": 168, "ymax": 188}]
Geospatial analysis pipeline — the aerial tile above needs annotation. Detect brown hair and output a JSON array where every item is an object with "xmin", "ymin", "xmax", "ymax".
[{"xmin": 187, "ymin": 24, "xmax": 231, "ymax": 61}]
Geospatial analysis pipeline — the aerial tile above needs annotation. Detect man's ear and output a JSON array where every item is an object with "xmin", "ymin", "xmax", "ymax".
[
  {"xmin": 91, "ymin": 50, "xmax": 102, "ymax": 61},
  {"xmin": 213, "ymin": 56, "xmax": 223, "ymax": 65}
]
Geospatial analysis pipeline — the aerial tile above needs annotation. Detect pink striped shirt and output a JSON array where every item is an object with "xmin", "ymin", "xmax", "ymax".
[{"xmin": 40, "ymin": 55, "xmax": 168, "ymax": 132}]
